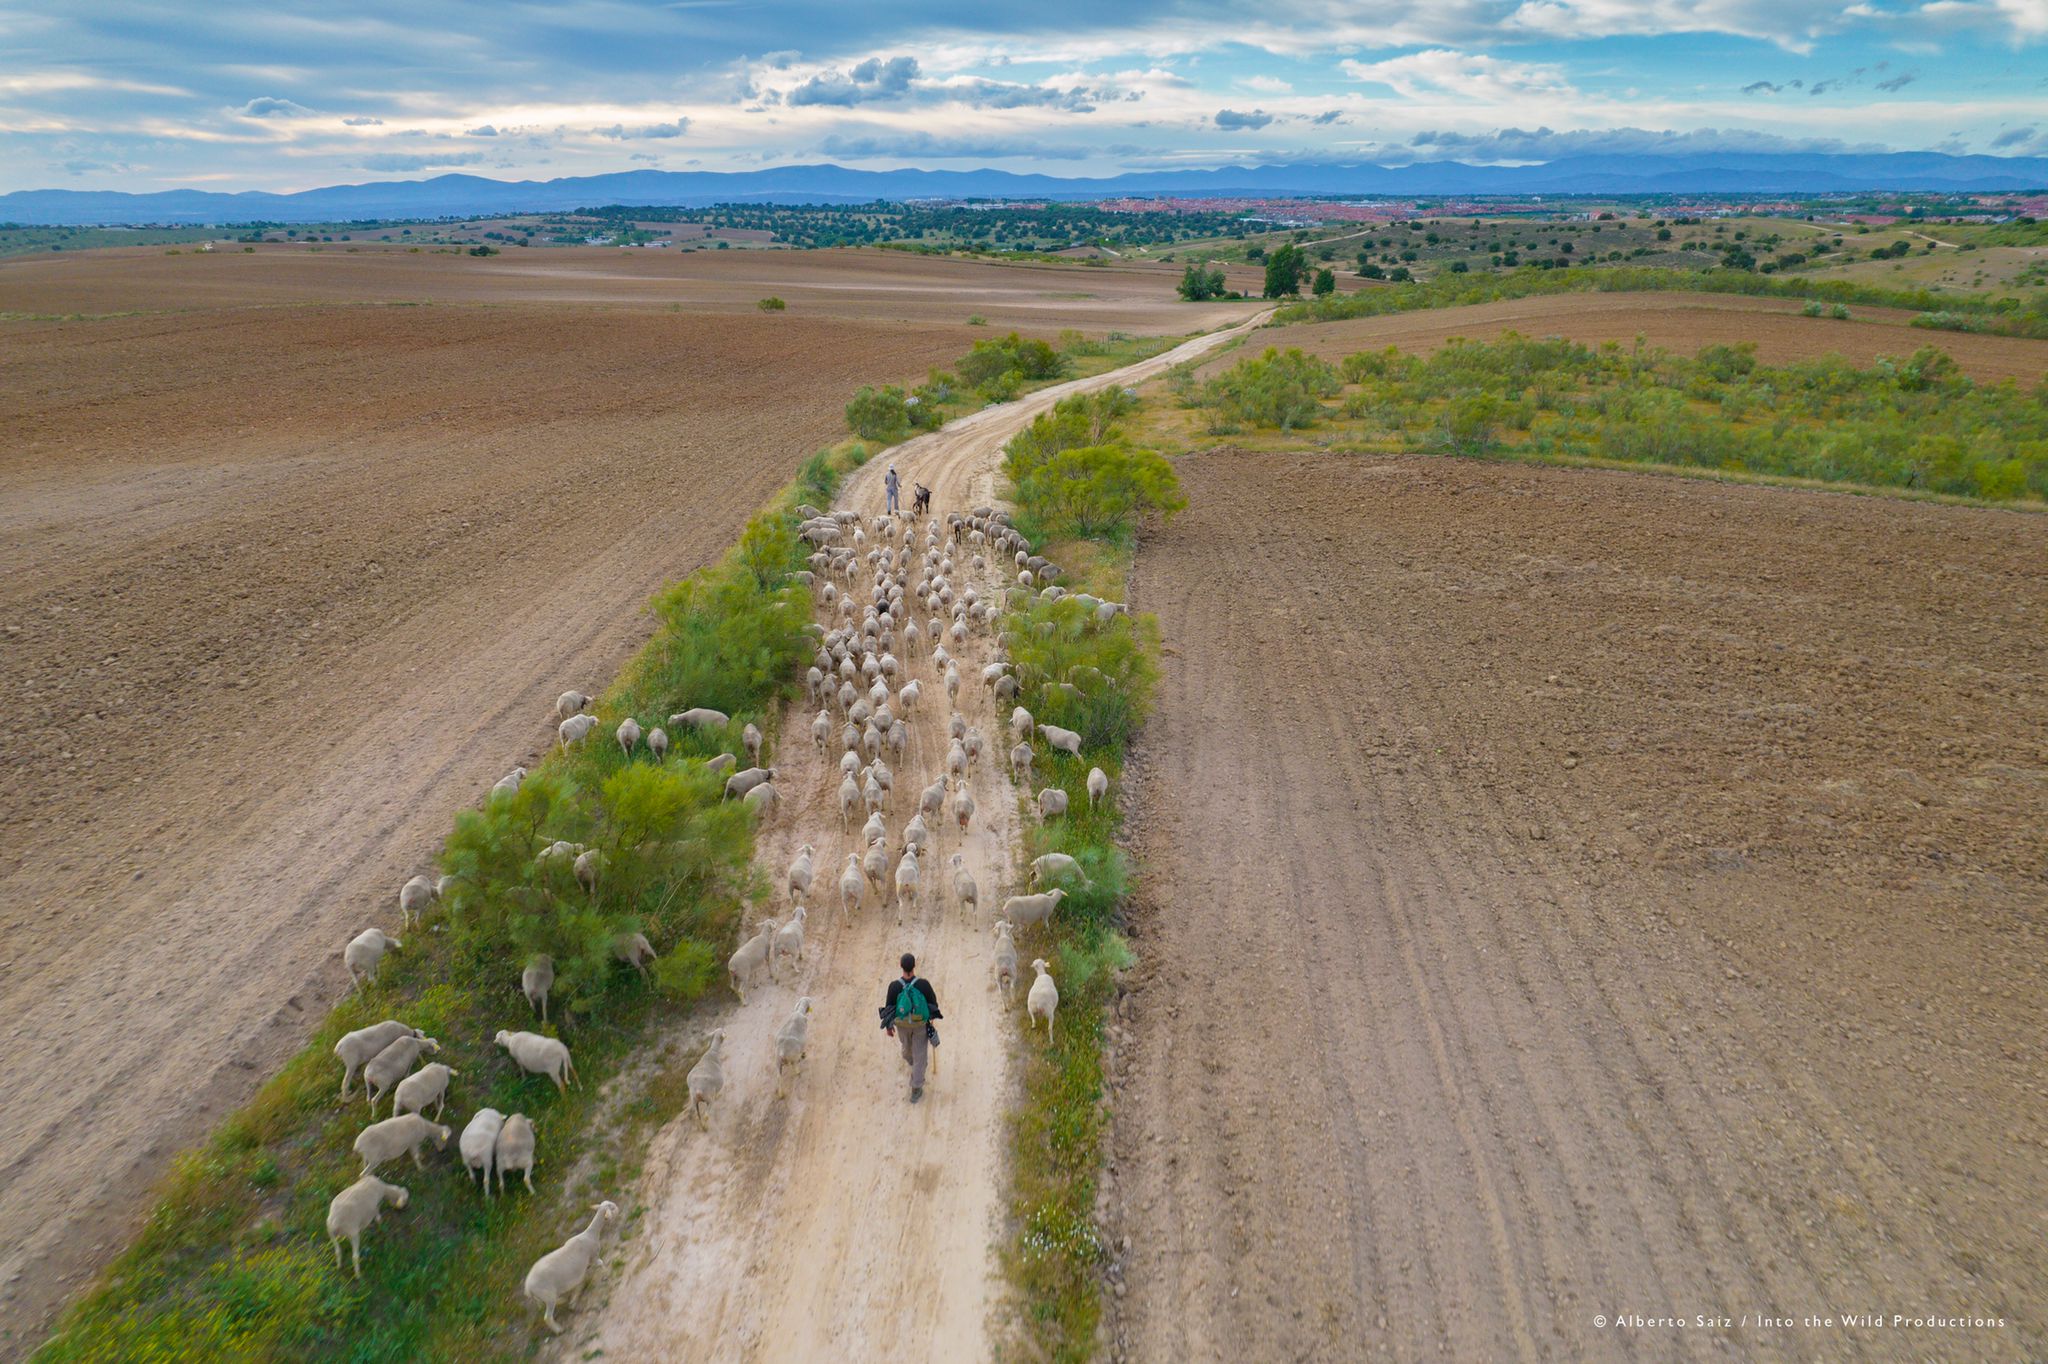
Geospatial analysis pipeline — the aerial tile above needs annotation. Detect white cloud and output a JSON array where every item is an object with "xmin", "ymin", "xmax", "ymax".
[
  {"xmin": 238, "ymin": 96, "xmax": 316, "ymax": 118},
  {"xmin": 1341, "ymin": 49, "xmax": 1576, "ymax": 102}
]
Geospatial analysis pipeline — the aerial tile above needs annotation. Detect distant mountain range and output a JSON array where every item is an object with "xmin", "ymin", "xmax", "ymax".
[{"xmin": 5, "ymin": 153, "xmax": 2045, "ymax": 225}]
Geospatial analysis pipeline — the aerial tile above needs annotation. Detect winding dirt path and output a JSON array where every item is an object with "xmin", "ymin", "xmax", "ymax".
[{"xmin": 575, "ymin": 316, "xmax": 1269, "ymax": 1361}]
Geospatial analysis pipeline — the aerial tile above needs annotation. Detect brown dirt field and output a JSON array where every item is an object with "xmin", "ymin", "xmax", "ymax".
[
  {"xmin": 0, "ymin": 244, "xmax": 1251, "ymax": 334},
  {"xmin": 1108, "ymin": 452, "xmax": 2047, "ymax": 1361},
  {"xmin": 1195, "ymin": 291, "xmax": 2048, "ymax": 384},
  {"xmin": 0, "ymin": 251, "xmax": 1252, "ymax": 1357}
]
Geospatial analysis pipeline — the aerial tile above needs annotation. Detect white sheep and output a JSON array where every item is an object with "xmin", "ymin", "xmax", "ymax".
[
  {"xmin": 1001, "ymin": 888, "xmax": 1067, "ymax": 931},
  {"xmin": 491, "ymin": 766, "xmax": 527, "ymax": 800},
  {"xmin": 326, "ymin": 1175, "xmax": 407, "ymax": 1278},
  {"xmin": 992, "ymin": 920, "xmax": 1019, "ymax": 996},
  {"xmin": 1010, "ymin": 706, "xmax": 1034, "ymax": 743},
  {"xmin": 1009, "ymin": 742, "xmax": 1035, "ymax": 785},
  {"xmin": 1030, "ymin": 853, "xmax": 1093, "ymax": 888},
  {"xmin": 775, "ymin": 997, "xmax": 814, "ymax": 1096},
  {"xmin": 894, "ymin": 843, "xmax": 920, "ymax": 915},
  {"xmin": 616, "ymin": 716, "xmax": 642, "ymax": 757},
  {"xmin": 743, "ymin": 722, "xmax": 763, "ymax": 765},
  {"xmin": 670, "ymin": 707, "xmax": 729, "ymax": 730},
  {"xmin": 573, "ymin": 848, "xmax": 604, "ymax": 895},
  {"xmin": 727, "ymin": 920, "xmax": 777, "ymax": 1002},
  {"xmin": 744, "ymin": 780, "xmax": 780, "ymax": 821},
  {"xmin": 524, "ymin": 1201, "xmax": 619, "ymax": 1334},
  {"xmin": 522, "ymin": 955, "xmax": 554, "ymax": 1023},
  {"xmin": 495, "ymin": 1030, "xmax": 577, "ymax": 1092},
  {"xmin": 949, "ymin": 853, "xmax": 978, "ymax": 914},
  {"xmin": 898, "ymin": 679, "xmax": 921, "ymax": 713},
  {"xmin": 953, "ymin": 784, "xmax": 976, "ymax": 835},
  {"xmin": 723, "ymin": 765, "xmax": 776, "ymax": 801},
  {"xmin": 1038, "ymin": 787, "xmax": 1069, "ymax": 820},
  {"xmin": 398, "ymin": 875, "xmax": 434, "ymax": 928},
  {"xmin": 686, "ymin": 1031, "xmax": 726, "ymax": 1127},
  {"xmin": 556, "ymin": 690, "xmax": 592, "ymax": 720},
  {"xmin": 861, "ymin": 809, "xmax": 887, "ymax": 847},
  {"xmin": 558, "ymin": 713, "xmax": 599, "ymax": 748},
  {"xmin": 903, "ymin": 811, "xmax": 932, "ymax": 857},
  {"xmin": 1039, "ymin": 723, "xmax": 1083, "ymax": 757},
  {"xmin": 838, "ymin": 770, "xmax": 861, "ymax": 830},
  {"xmin": 494, "ymin": 1113, "xmax": 536, "ymax": 1194},
  {"xmin": 353, "ymin": 1112, "xmax": 449, "ymax": 1175},
  {"xmin": 1027, "ymin": 958, "xmax": 1059, "ymax": 1041},
  {"xmin": 839, "ymin": 853, "xmax": 865, "ymax": 915},
  {"xmin": 812, "ymin": 709, "xmax": 831, "ymax": 754},
  {"xmin": 334, "ymin": 1021, "xmax": 421, "ymax": 1100},
  {"xmin": 363, "ymin": 1034, "xmax": 440, "ymax": 1115},
  {"xmin": 704, "ymin": 752, "xmax": 737, "ymax": 776},
  {"xmin": 773, "ymin": 905, "xmax": 807, "ymax": 975},
  {"xmin": 344, "ymin": 927, "xmax": 401, "ymax": 992},
  {"xmin": 1087, "ymin": 766, "xmax": 1109, "ymax": 806},
  {"xmin": 393, "ymin": 1062, "xmax": 460, "ymax": 1121},
  {"xmin": 613, "ymin": 931, "xmax": 656, "ymax": 978},
  {"xmin": 647, "ymin": 726, "xmax": 669, "ymax": 762},
  {"xmin": 460, "ymin": 1108, "xmax": 504, "ymax": 1196}
]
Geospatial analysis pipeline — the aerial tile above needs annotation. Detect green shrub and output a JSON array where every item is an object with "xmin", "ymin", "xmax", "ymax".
[
  {"xmin": 1176, "ymin": 263, "xmax": 1228, "ymax": 301},
  {"xmin": 845, "ymin": 383, "xmax": 912, "ymax": 440},
  {"xmin": 1202, "ymin": 346, "xmax": 1341, "ymax": 430},
  {"xmin": 1014, "ymin": 445, "xmax": 1186, "ymax": 542},
  {"xmin": 757, "ymin": 296, "xmax": 786, "ymax": 311}
]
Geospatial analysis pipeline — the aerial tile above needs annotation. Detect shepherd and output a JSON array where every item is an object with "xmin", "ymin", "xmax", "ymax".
[
  {"xmin": 879, "ymin": 951, "xmax": 943, "ymax": 1103},
  {"xmin": 884, "ymin": 464, "xmax": 901, "ymax": 515}
]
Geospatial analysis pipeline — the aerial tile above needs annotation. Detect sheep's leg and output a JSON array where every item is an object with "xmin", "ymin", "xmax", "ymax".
[
  {"xmin": 332, "ymin": 1236, "xmax": 343, "ymax": 1270},
  {"xmin": 350, "ymin": 1234, "xmax": 362, "ymax": 1278},
  {"xmin": 524, "ymin": 1167, "xmax": 534, "ymax": 1194},
  {"xmin": 543, "ymin": 1301, "xmax": 562, "ymax": 1334}
]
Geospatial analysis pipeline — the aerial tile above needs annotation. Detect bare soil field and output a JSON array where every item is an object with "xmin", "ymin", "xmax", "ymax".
[
  {"xmin": 0, "ymin": 243, "xmax": 1235, "ymax": 332},
  {"xmin": 1197, "ymin": 291, "xmax": 2048, "ymax": 384},
  {"xmin": 1108, "ymin": 451, "xmax": 2047, "ymax": 1360},
  {"xmin": 0, "ymin": 248, "xmax": 1253, "ymax": 1355}
]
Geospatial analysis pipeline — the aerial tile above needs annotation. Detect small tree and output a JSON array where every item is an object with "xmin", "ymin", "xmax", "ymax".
[
  {"xmin": 1015, "ymin": 443, "xmax": 1187, "ymax": 539},
  {"xmin": 1312, "ymin": 267, "xmax": 1336, "ymax": 297},
  {"xmin": 845, "ymin": 384, "xmax": 910, "ymax": 440},
  {"xmin": 1176, "ymin": 262, "xmax": 1228, "ymax": 301},
  {"xmin": 1262, "ymin": 243, "xmax": 1307, "ymax": 298}
]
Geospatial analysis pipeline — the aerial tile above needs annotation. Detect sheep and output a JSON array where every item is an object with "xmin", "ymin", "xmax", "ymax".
[
  {"xmin": 1038, "ymin": 787, "xmax": 1070, "ymax": 820},
  {"xmin": 965, "ymin": 727, "xmax": 984, "ymax": 767},
  {"xmin": 326, "ymin": 1175, "xmax": 408, "ymax": 1278},
  {"xmin": 522, "ymin": 955, "xmax": 554, "ymax": 1023},
  {"xmin": 773, "ymin": 905, "xmax": 807, "ymax": 975},
  {"xmin": 434, "ymin": 873, "xmax": 457, "ymax": 899},
  {"xmin": 1010, "ymin": 706, "xmax": 1034, "ymax": 743},
  {"xmin": 862, "ymin": 810, "xmax": 887, "ymax": 847},
  {"xmin": 616, "ymin": 717, "xmax": 642, "ymax": 757},
  {"xmin": 812, "ymin": 709, "xmax": 831, "ymax": 754},
  {"xmin": 743, "ymin": 780, "xmax": 780, "ymax": 821},
  {"xmin": 363, "ymin": 1034, "xmax": 440, "ymax": 1115},
  {"xmin": 494, "ymin": 1112, "xmax": 536, "ymax": 1194},
  {"xmin": 727, "ymin": 920, "xmax": 777, "ymax": 1003},
  {"xmin": 723, "ymin": 766, "xmax": 776, "ymax": 801},
  {"xmin": 947, "ymin": 739, "xmax": 968, "ymax": 781},
  {"xmin": 787, "ymin": 843, "xmax": 815, "ymax": 904},
  {"xmin": 1027, "ymin": 959, "xmax": 1059, "ymax": 1041},
  {"xmin": 495, "ymin": 1030, "xmax": 576, "ymax": 1092},
  {"xmin": 839, "ymin": 771, "xmax": 861, "ymax": 830},
  {"xmin": 704, "ymin": 752, "xmax": 737, "ymax": 776},
  {"xmin": 898, "ymin": 679, "xmax": 921, "ymax": 713},
  {"xmin": 343, "ymin": 928, "xmax": 401, "ymax": 992},
  {"xmin": 919, "ymin": 776, "xmax": 948, "ymax": 823},
  {"xmin": 839, "ymin": 853, "xmax": 865, "ymax": 915},
  {"xmin": 558, "ymin": 713, "xmax": 599, "ymax": 748},
  {"xmin": 903, "ymin": 811, "xmax": 932, "ymax": 857},
  {"xmin": 1001, "ymin": 888, "xmax": 1067, "ymax": 931},
  {"xmin": 1087, "ymin": 766, "xmax": 1109, "ymax": 806},
  {"xmin": 952, "ymin": 784, "xmax": 976, "ymax": 835},
  {"xmin": 741, "ymin": 721, "xmax": 763, "ymax": 766},
  {"xmin": 613, "ymin": 931, "xmax": 656, "ymax": 978},
  {"xmin": 393, "ymin": 1062, "xmax": 460, "ymax": 1121},
  {"xmin": 555, "ymin": 690, "xmax": 592, "ymax": 720},
  {"xmin": 334, "ymin": 1021, "xmax": 421, "ymax": 1100},
  {"xmin": 894, "ymin": 844, "xmax": 920, "ymax": 915},
  {"xmin": 991, "ymin": 920, "xmax": 1019, "ymax": 996},
  {"xmin": 949, "ymin": 853, "xmax": 978, "ymax": 915},
  {"xmin": 1009, "ymin": 743, "xmax": 1035, "ymax": 785},
  {"xmin": 524, "ymin": 1201, "xmax": 620, "ymax": 1334},
  {"xmin": 1030, "ymin": 853, "xmax": 1093, "ymax": 888},
  {"xmin": 491, "ymin": 766, "xmax": 527, "ymax": 800},
  {"xmin": 1039, "ymin": 723, "xmax": 1083, "ymax": 757},
  {"xmin": 775, "ymin": 998, "xmax": 814, "ymax": 1096},
  {"xmin": 670, "ymin": 707, "xmax": 729, "ymax": 730},
  {"xmin": 573, "ymin": 848, "xmax": 604, "ymax": 895},
  {"xmin": 352, "ymin": 1112, "xmax": 450, "ymax": 1175},
  {"xmin": 460, "ymin": 1108, "xmax": 504, "ymax": 1196},
  {"xmin": 647, "ymin": 726, "xmax": 670, "ymax": 762},
  {"xmin": 398, "ymin": 874, "xmax": 434, "ymax": 928},
  {"xmin": 863, "ymin": 837, "xmax": 889, "ymax": 894},
  {"xmin": 686, "ymin": 1031, "xmax": 726, "ymax": 1127}
]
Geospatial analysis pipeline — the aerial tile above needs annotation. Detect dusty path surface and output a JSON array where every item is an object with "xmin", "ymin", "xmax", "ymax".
[
  {"xmin": 578, "ymin": 316, "xmax": 1269, "ymax": 1362},
  {"xmin": 1108, "ymin": 451, "xmax": 2046, "ymax": 1362}
]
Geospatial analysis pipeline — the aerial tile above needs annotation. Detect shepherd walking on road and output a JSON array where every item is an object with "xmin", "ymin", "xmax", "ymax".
[
  {"xmin": 880, "ymin": 952, "xmax": 942, "ymax": 1103},
  {"xmin": 884, "ymin": 464, "xmax": 901, "ymax": 515}
]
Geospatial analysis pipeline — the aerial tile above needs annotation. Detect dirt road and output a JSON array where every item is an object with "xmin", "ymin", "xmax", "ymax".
[
  {"xmin": 577, "ymin": 316, "xmax": 1270, "ymax": 1362},
  {"xmin": 1108, "ymin": 451, "xmax": 2047, "ymax": 1361}
]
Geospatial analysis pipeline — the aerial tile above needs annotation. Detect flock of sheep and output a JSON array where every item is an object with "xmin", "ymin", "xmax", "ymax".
[{"xmin": 320, "ymin": 494, "xmax": 1122, "ymax": 1334}]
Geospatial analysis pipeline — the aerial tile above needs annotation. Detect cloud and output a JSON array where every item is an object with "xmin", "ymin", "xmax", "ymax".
[
  {"xmin": 787, "ymin": 55, "xmax": 919, "ymax": 106},
  {"xmin": 1341, "ymin": 49, "xmax": 1575, "ymax": 102},
  {"xmin": 341, "ymin": 115, "xmax": 383, "ymax": 126},
  {"xmin": 359, "ymin": 150, "xmax": 487, "ymax": 172},
  {"xmin": 1240, "ymin": 75, "xmax": 1293, "ymax": 93},
  {"xmin": 1742, "ymin": 80, "xmax": 1783, "ymax": 94},
  {"xmin": 1215, "ymin": 108, "xmax": 1274, "ymax": 130},
  {"xmin": 820, "ymin": 130, "xmax": 1097, "ymax": 159},
  {"xmin": 595, "ymin": 117, "xmax": 691, "ymax": 139},
  {"xmin": 1400, "ymin": 123, "xmax": 1888, "ymax": 161},
  {"xmin": 1989, "ymin": 123, "xmax": 2037, "ymax": 146},
  {"xmin": 239, "ymin": 96, "xmax": 314, "ymax": 118},
  {"xmin": 1810, "ymin": 79, "xmax": 1838, "ymax": 95},
  {"xmin": 1311, "ymin": 109, "xmax": 1347, "ymax": 125},
  {"xmin": 938, "ymin": 77, "xmax": 1105, "ymax": 110},
  {"xmin": 1874, "ymin": 71, "xmax": 1918, "ymax": 90},
  {"xmin": 465, "ymin": 124, "xmax": 499, "ymax": 137}
]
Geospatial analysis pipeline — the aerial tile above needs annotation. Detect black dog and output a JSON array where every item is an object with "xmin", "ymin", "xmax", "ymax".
[{"xmin": 912, "ymin": 483, "xmax": 932, "ymax": 516}]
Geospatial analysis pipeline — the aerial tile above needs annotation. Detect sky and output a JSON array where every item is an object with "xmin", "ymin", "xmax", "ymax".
[{"xmin": 2, "ymin": 0, "xmax": 2045, "ymax": 193}]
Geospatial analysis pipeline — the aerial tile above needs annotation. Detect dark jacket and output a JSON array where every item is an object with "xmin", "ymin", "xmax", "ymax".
[{"xmin": 880, "ymin": 976, "xmax": 942, "ymax": 1028}]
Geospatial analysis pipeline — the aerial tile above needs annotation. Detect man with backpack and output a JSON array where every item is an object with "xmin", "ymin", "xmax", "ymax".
[{"xmin": 879, "ymin": 952, "xmax": 942, "ymax": 1103}]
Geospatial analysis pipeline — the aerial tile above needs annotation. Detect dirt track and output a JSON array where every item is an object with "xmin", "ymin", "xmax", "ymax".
[
  {"xmin": 577, "ymin": 317, "xmax": 1269, "ymax": 1361},
  {"xmin": 1109, "ymin": 451, "xmax": 2047, "ymax": 1361}
]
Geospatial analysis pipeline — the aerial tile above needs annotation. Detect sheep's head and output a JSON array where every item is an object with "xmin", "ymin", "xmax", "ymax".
[
  {"xmin": 795, "ymin": 996, "xmax": 814, "ymax": 1016},
  {"xmin": 493, "ymin": 1030, "xmax": 512, "ymax": 1047},
  {"xmin": 1050, "ymin": 889, "xmax": 1067, "ymax": 905},
  {"xmin": 390, "ymin": 1185, "xmax": 410, "ymax": 1209},
  {"xmin": 594, "ymin": 1200, "xmax": 620, "ymax": 1225},
  {"xmin": 419, "ymin": 1037, "xmax": 441, "ymax": 1053},
  {"xmin": 1032, "ymin": 958, "xmax": 1050, "ymax": 973},
  {"xmin": 992, "ymin": 919, "xmax": 1013, "ymax": 938},
  {"xmin": 432, "ymin": 1125, "xmax": 450, "ymax": 1146}
]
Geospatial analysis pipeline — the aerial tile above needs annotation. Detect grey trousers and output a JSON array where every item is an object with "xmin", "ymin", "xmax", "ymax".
[{"xmin": 896, "ymin": 1024, "xmax": 929, "ymax": 1092}]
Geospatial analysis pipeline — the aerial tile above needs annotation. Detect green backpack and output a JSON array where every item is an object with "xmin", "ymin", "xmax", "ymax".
[{"xmin": 893, "ymin": 979, "xmax": 931, "ymax": 1024}]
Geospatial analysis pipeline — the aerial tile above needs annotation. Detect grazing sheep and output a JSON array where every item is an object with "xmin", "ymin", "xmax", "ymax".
[
  {"xmin": 393, "ymin": 1062, "xmax": 459, "ymax": 1121},
  {"xmin": 743, "ymin": 781, "xmax": 780, "ymax": 821},
  {"xmin": 460, "ymin": 1108, "xmax": 504, "ymax": 1196},
  {"xmin": 953, "ymin": 785, "xmax": 976, "ymax": 835},
  {"xmin": 1009, "ymin": 743, "xmax": 1035, "ymax": 785},
  {"xmin": 1030, "ymin": 853, "xmax": 1093, "ymax": 888},
  {"xmin": 727, "ymin": 920, "xmax": 777, "ymax": 1002},
  {"xmin": 949, "ymin": 853, "xmax": 978, "ymax": 915},
  {"xmin": 573, "ymin": 848, "xmax": 604, "ymax": 895},
  {"xmin": 787, "ymin": 844, "xmax": 815, "ymax": 903},
  {"xmin": 556, "ymin": 690, "xmax": 592, "ymax": 720},
  {"xmin": 773, "ymin": 905, "xmax": 807, "ymax": 975},
  {"xmin": 326, "ymin": 1175, "xmax": 407, "ymax": 1278},
  {"xmin": 723, "ymin": 766, "xmax": 776, "ymax": 801},
  {"xmin": 775, "ymin": 998, "xmax": 814, "ymax": 1096},
  {"xmin": 670, "ymin": 707, "xmax": 730, "ymax": 730},
  {"xmin": 686, "ymin": 1031, "xmax": 726, "ymax": 1127},
  {"xmin": 1087, "ymin": 766, "xmax": 1108, "ymax": 806},
  {"xmin": 1001, "ymin": 888, "xmax": 1067, "ymax": 931},
  {"xmin": 1027, "ymin": 959, "xmax": 1059, "ymax": 1041},
  {"xmin": 1038, "ymin": 787, "xmax": 1069, "ymax": 820},
  {"xmin": 524, "ymin": 1202, "xmax": 619, "ymax": 1334},
  {"xmin": 522, "ymin": 955, "xmax": 554, "ymax": 1023},
  {"xmin": 647, "ymin": 726, "xmax": 669, "ymax": 762},
  {"xmin": 1039, "ymin": 723, "xmax": 1083, "ymax": 757},
  {"xmin": 363, "ymin": 1034, "xmax": 440, "ymax": 1115},
  {"xmin": 743, "ymin": 722, "xmax": 763, "ymax": 765},
  {"xmin": 335, "ymin": 1021, "xmax": 421, "ymax": 1100},
  {"xmin": 613, "ymin": 931, "xmax": 656, "ymax": 978},
  {"xmin": 434, "ymin": 874, "xmax": 456, "ymax": 899},
  {"xmin": 1010, "ymin": 707, "xmax": 1034, "ymax": 743},
  {"xmin": 352, "ymin": 1112, "xmax": 450, "ymax": 1175},
  {"xmin": 704, "ymin": 752, "xmax": 737, "ymax": 776},
  {"xmin": 992, "ymin": 920, "xmax": 1019, "ymax": 996},
  {"xmin": 491, "ymin": 766, "xmax": 527, "ymax": 800},
  {"xmin": 616, "ymin": 717, "xmax": 642, "ymax": 757},
  {"xmin": 558, "ymin": 713, "xmax": 599, "ymax": 748},
  {"xmin": 494, "ymin": 1113, "xmax": 536, "ymax": 1194},
  {"xmin": 495, "ymin": 1030, "xmax": 576, "ymax": 1092},
  {"xmin": 343, "ymin": 928, "xmax": 401, "ymax": 993},
  {"xmin": 398, "ymin": 875, "xmax": 434, "ymax": 928},
  {"xmin": 839, "ymin": 853, "xmax": 865, "ymax": 915}
]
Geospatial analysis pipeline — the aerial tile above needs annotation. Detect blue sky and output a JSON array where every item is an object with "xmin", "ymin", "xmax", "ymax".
[{"xmin": 2, "ymin": 0, "xmax": 2044, "ymax": 192}]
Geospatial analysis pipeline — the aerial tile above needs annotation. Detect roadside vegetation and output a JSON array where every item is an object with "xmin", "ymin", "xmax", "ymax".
[
  {"xmin": 844, "ymin": 329, "xmax": 1181, "ymax": 441},
  {"xmin": 1169, "ymin": 333, "xmax": 2046, "ymax": 503},
  {"xmin": 32, "ymin": 438, "xmax": 875, "ymax": 1362}
]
